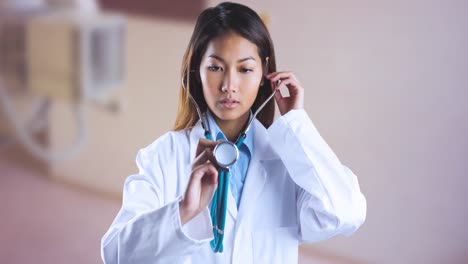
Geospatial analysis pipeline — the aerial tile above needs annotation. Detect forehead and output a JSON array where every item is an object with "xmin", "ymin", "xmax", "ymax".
[{"xmin": 203, "ymin": 31, "xmax": 260, "ymax": 62}]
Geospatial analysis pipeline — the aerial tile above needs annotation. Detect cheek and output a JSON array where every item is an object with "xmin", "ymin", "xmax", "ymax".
[
  {"xmin": 244, "ymin": 78, "xmax": 261, "ymax": 101},
  {"xmin": 200, "ymin": 74, "xmax": 216, "ymax": 102},
  {"xmin": 202, "ymin": 73, "xmax": 222, "ymax": 93}
]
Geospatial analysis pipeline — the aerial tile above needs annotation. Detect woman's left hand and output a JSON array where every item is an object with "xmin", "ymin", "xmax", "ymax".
[{"xmin": 266, "ymin": 71, "xmax": 304, "ymax": 116}]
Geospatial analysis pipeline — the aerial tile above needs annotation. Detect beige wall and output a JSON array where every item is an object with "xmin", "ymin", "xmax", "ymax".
[
  {"xmin": 49, "ymin": 17, "xmax": 194, "ymax": 194},
  {"xmin": 39, "ymin": 1, "xmax": 468, "ymax": 263},
  {"xmin": 231, "ymin": 1, "xmax": 467, "ymax": 264}
]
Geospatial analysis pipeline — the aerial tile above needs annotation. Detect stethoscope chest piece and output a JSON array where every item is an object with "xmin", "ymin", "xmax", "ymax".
[{"xmin": 213, "ymin": 141, "xmax": 239, "ymax": 168}]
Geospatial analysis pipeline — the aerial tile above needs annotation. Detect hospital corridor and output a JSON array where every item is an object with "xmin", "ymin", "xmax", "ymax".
[{"xmin": 1, "ymin": 0, "xmax": 467, "ymax": 263}]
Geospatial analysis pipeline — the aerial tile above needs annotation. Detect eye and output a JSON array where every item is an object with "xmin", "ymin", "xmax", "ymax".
[
  {"xmin": 240, "ymin": 68, "xmax": 253, "ymax": 73},
  {"xmin": 208, "ymin": 65, "xmax": 223, "ymax": 72}
]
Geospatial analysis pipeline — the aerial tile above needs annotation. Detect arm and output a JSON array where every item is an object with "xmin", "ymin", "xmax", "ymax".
[
  {"xmin": 101, "ymin": 137, "xmax": 214, "ymax": 263},
  {"xmin": 266, "ymin": 71, "xmax": 366, "ymax": 242},
  {"xmin": 268, "ymin": 109, "xmax": 366, "ymax": 242}
]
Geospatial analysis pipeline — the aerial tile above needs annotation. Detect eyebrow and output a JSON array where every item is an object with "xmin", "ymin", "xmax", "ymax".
[{"xmin": 208, "ymin": 54, "xmax": 256, "ymax": 63}]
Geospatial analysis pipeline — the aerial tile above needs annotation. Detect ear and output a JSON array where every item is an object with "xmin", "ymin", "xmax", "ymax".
[
  {"xmin": 261, "ymin": 57, "xmax": 270, "ymax": 86},
  {"xmin": 264, "ymin": 57, "xmax": 270, "ymax": 73}
]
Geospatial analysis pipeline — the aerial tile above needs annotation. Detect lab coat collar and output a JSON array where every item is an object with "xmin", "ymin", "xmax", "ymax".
[
  {"xmin": 188, "ymin": 117, "xmax": 281, "ymax": 222},
  {"xmin": 188, "ymin": 117, "xmax": 280, "ymax": 164}
]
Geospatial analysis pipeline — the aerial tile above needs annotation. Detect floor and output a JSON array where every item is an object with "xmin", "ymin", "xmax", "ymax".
[{"xmin": 0, "ymin": 152, "xmax": 121, "ymax": 264}]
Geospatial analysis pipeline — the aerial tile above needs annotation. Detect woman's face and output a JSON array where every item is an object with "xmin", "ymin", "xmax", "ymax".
[{"xmin": 199, "ymin": 31, "xmax": 263, "ymax": 128}]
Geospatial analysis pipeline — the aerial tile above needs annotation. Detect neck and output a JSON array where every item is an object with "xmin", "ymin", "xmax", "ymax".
[{"xmin": 214, "ymin": 112, "xmax": 250, "ymax": 142}]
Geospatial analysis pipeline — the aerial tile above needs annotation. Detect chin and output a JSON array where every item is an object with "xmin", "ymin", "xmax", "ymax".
[{"xmin": 213, "ymin": 109, "xmax": 247, "ymax": 122}]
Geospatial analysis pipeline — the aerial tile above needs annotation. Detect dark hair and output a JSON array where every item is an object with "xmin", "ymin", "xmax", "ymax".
[{"xmin": 174, "ymin": 2, "xmax": 277, "ymax": 130}]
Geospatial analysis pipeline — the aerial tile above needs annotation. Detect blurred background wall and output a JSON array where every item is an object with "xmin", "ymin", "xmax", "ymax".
[{"xmin": 1, "ymin": 0, "xmax": 467, "ymax": 263}]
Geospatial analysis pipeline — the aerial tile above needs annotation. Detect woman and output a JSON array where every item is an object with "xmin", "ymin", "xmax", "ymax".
[{"xmin": 101, "ymin": 2, "xmax": 366, "ymax": 263}]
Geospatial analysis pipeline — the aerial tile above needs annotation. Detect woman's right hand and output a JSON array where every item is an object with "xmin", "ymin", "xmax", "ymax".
[{"xmin": 179, "ymin": 139, "xmax": 219, "ymax": 225}]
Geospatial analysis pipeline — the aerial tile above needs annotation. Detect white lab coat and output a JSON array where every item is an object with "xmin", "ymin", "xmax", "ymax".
[{"xmin": 101, "ymin": 109, "xmax": 366, "ymax": 264}]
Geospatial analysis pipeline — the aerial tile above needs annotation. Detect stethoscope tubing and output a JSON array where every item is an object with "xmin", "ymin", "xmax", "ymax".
[{"xmin": 185, "ymin": 81, "xmax": 278, "ymax": 253}]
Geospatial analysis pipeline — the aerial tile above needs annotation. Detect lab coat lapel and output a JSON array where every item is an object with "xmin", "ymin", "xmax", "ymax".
[
  {"xmin": 237, "ymin": 119, "xmax": 280, "ymax": 226},
  {"xmin": 236, "ymin": 157, "xmax": 266, "ymax": 227},
  {"xmin": 189, "ymin": 121, "xmax": 204, "ymax": 162},
  {"xmin": 226, "ymin": 186, "xmax": 238, "ymax": 219}
]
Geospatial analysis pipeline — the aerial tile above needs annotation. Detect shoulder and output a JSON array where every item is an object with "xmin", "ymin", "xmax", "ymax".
[
  {"xmin": 139, "ymin": 129, "xmax": 192, "ymax": 159},
  {"xmin": 134, "ymin": 129, "xmax": 194, "ymax": 172}
]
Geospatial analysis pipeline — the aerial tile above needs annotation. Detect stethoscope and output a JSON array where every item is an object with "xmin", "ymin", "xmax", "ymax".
[{"xmin": 185, "ymin": 79, "xmax": 278, "ymax": 253}]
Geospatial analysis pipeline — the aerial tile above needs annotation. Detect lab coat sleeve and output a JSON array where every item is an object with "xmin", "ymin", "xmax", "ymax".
[
  {"xmin": 101, "ymin": 140, "xmax": 213, "ymax": 264},
  {"xmin": 267, "ymin": 109, "xmax": 367, "ymax": 242}
]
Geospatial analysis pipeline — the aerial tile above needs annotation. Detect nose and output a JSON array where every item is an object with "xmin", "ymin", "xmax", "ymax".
[{"xmin": 221, "ymin": 70, "xmax": 238, "ymax": 93}]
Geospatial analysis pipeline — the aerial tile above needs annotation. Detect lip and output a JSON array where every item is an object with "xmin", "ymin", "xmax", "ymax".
[{"xmin": 219, "ymin": 98, "xmax": 240, "ymax": 109}]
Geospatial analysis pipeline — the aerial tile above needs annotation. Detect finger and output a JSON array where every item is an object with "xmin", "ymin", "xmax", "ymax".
[
  {"xmin": 192, "ymin": 148, "xmax": 216, "ymax": 168},
  {"xmin": 266, "ymin": 71, "xmax": 290, "ymax": 79},
  {"xmin": 200, "ymin": 164, "xmax": 219, "ymax": 185},
  {"xmin": 271, "ymin": 79, "xmax": 281, "ymax": 91},
  {"xmin": 191, "ymin": 162, "xmax": 218, "ymax": 184},
  {"xmin": 277, "ymin": 78, "xmax": 302, "ymax": 92},
  {"xmin": 183, "ymin": 163, "xmax": 218, "ymax": 213},
  {"xmin": 271, "ymin": 80, "xmax": 284, "ymax": 100},
  {"xmin": 274, "ymin": 85, "xmax": 284, "ymax": 102},
  {"xmin": 271, "ymin": 78, "xmax": 299, "ymax": 97},
  {"xmin": 268, "ymin": 73, "xmax": 295, "ymax": 90},
  {"xmin": 266, "ymin": 71, "xmax": 295, "ymax": 82},
  {"xmin": 195, "ymin": 138, "xmax": 218, "ymax": 156}
]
